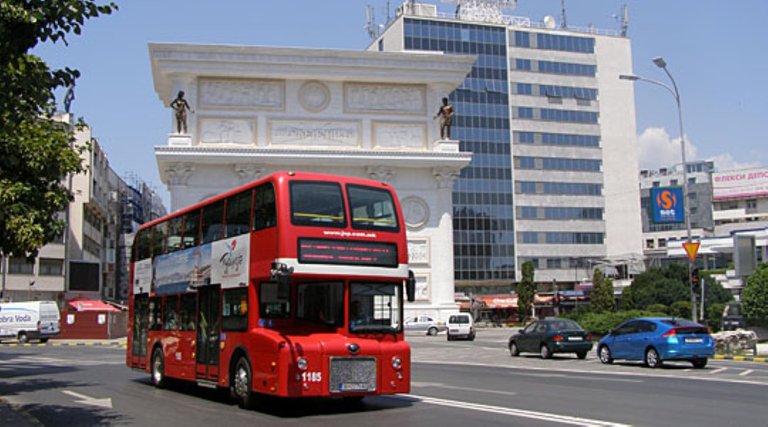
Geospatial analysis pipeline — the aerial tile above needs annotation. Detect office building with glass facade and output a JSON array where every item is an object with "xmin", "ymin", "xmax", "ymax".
[{"xmin": 373, "ymin": 3, "xmax": 643, "ymax": 289}]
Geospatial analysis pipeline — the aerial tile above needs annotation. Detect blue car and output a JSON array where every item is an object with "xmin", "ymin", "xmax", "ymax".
[{"xmin": 597, "ymin": 317, "xmax": 714, "ymax": 369}]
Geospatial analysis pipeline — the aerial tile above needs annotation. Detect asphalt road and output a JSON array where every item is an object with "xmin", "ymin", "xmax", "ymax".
[{"xmin": 1, "ymin": 329, "xmax": 766, "ymax": 426}]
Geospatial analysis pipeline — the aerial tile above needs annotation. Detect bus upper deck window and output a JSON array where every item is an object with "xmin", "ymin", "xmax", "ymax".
[
  {"xmin": 347, "ymin": 185, "xmax": 398, "ymax": 231},
  {"xmin": 290, "ymin": 181, "xmax": 346, "ymax": 228}
]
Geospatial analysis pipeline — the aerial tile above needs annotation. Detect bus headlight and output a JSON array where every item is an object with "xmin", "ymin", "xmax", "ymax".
[
  {"xmin": 296, "ymin": 357, "xmax": 308, "ymax": 371},
  {"xmin": 391, "ymin": 356, "xmax": 402, "ymax": 370}
]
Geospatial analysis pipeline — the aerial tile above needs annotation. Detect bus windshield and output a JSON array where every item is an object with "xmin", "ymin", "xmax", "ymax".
[
  {"xmin": 290, "ymin": 181, "xmax": 346, "ymax": 227},
  {"xmin": 347, "ymin": 184, "xmax": 398, "ymax": 231},
  {"xmin": 349, "ymin": 282, "xmax": 402, "ymax": 333}
]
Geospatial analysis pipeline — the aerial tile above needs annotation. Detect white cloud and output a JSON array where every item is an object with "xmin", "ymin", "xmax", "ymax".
[
  {"xmin": 706, "ymin": 153, "xmax": 761, "ymax": 173},
  {"xmin": 637, "ymin": 127, "xmax": 698, "ymax": 171},
  {"xmin": 636, "ymin": 127, "xmax": 762, "ymax": 173}
]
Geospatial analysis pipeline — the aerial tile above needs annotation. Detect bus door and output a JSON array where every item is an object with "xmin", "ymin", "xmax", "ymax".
[
  {"xmin": 131, "ymin": 295, "xmax": 149, "ymax": 368},
  {"xmin": 196, "ymin": 285, "xmax": 221, "ymax": 381}
]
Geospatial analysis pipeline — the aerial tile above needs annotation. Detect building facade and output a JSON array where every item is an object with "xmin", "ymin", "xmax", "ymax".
[
  {"xmin": 0, "ymin": 115, "xmax": 166, "ymax": 305},
  {"xmin": 374, "ymin": 2, "xmax": 643, "ymax": 290},
  {"xmin": 639, "ymin": 161, "xmax": 715, "ymax": 265},
  {"xmin": 150, "ymin": 43, "xmax": 474, "ymax": 319}
]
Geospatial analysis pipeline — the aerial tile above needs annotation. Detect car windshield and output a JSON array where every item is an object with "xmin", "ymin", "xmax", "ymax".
[{"xmin": 549, "ymin": 320, "xmax": 582, "ymax": 330}]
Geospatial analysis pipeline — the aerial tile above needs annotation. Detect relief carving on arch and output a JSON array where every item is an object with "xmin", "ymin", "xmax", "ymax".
[
  {"xmin": 165, "ymin": 163, "xmax": 195, "ymax": 186},
  {"xmin": 345, "ymin": 83, "xmax": 425, "ymax": 114},
  {"xmin": 199, "ymin": 78, "xmax": 284, "ymax": 110},
  {"xmin": 433, "ymin": 166, "xmax": 461, "ymax": 189}
]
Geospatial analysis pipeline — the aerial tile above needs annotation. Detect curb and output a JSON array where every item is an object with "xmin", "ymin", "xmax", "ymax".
[
  {"xmin": 0, "ymin": 341, "xmax": 126, "ymax": 348},
  {"xmin": 713, "ymin": 354, "xmax": 768, "ymax": 363}
]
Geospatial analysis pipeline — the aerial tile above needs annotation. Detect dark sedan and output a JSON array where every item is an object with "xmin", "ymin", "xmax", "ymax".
[{"xmin": 509, "ymin": 318, "xmax": 593, "ymax": 359}]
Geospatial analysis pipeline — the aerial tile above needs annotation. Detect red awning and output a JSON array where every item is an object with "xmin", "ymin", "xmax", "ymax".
[
  {"xmin": 68, "ymin": 300, "xmax": 120, "ymax": 312},
  {"xmin": 478, "ymin": 295, "xmax": 517, "ymax": 309}
]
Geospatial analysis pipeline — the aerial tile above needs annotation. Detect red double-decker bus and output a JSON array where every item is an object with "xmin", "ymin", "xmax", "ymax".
[{"xmin": 127, "ymin": 171, "xmax": 415, "ymax": 407}]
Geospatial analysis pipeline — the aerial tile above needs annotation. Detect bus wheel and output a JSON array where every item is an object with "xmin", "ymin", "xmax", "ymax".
[
  {"xmin": 151, "ymin": 348, "xmax": 167, "ymax": 388},
  {"xmin": 233, "ymin": 357, "xmax": 255, "ymax": 409},
  {"xmin": 40, "ymin": 338, "xmax": 49, "ymax": 344},
  {"xmin": 18, "ymin": 332, "xmax": 29, "ymax": 344}
]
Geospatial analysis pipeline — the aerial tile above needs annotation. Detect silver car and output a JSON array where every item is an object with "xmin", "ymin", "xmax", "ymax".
[{"xmin": 404, "ymin": 315, "xmax": 446, "ymax": 336}]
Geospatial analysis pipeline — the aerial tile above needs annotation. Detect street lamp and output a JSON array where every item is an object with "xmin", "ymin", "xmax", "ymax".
[{"xmin": 620, "ymin": 57, "xmax": 697, "ymax": 321}]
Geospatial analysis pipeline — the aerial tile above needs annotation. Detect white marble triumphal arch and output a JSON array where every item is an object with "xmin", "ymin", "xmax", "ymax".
[{"xmin": 149, "ymin": 43, "xmax": 473, "ymax": 319}]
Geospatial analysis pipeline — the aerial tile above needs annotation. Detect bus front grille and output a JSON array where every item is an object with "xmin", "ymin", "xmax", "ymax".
[{"xmin": 329, "ymin": 357, "xmax": 377, "ymax": 393}]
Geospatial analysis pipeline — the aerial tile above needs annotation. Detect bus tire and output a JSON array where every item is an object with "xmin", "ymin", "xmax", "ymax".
[
  {"xmin": 151, "ymin": 347, "xmax": 167, "ymax": 388},
  {"xmin": 40, "ymin": 338, "xmax": 49, "ymax": 344},
  {"xmin": 232, "ymin": 357, "xmax": 255, "ymax": 409},
  {"xmin": 18, "ymin": 332, "xmax": 29, "ymax": 344}
]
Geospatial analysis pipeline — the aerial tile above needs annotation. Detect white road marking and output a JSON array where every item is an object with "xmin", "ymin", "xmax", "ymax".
[
  {"xmin": 62, "ymin": 390, "xmax": 113, "ymax": 409},
  {"xmin": 399, "ymin": 394, "xmax": 631, "ymax": 426},
  {"xmin": 740, "ymin": 369, "xmax": 754, "ymax": 376},
  {"xmin": 709, "ymin": 368, "xmax": 728, "ymax": 375}
]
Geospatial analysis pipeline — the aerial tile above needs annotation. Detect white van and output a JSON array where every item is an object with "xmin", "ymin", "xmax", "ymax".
[
  {"xmin": 446, "ymin": 312, "xmax": 475, "ymax": 341},
  {"xmin": 0, "ymin": 301, "xmax": 61, "ymax": 343}
]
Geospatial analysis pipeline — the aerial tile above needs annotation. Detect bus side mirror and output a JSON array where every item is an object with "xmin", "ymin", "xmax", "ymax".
[{"xmin": 406, "ymin": 270, "xmax": 416, "ymax": 303}]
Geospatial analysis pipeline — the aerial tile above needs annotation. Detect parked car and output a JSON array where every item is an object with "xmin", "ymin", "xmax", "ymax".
[
  {"xmin": 508, "ymin": 318, "xmax": 593, "ymax": 359},
  {"xmin": 721, "ymin": 303, "xmax": 746, "ymax": 331},
  {"xmin": 404, "ymin": 315, "xmax": 446, "ymax": 336},
  {"xmin": 446, "ymin": 313, "xmax": 475, "ymax": 341},
  {"xmin": 597, "ymin": 317, "xmax": 714, "ymax": 369}
]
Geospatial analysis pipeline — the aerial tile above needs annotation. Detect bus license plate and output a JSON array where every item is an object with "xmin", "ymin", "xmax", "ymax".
[{"xmin": 340, "ymin": 382, "xmax": 369, "ymax": 391}]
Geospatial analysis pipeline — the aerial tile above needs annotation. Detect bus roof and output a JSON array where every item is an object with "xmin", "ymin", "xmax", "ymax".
[{"xmin": 138, "ymin": 171, "xmax": 394, "ymax": 231}]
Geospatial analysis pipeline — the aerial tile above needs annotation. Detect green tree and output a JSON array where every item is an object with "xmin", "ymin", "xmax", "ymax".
[
  {"xmin": 0, "ymin": 1, "xmax": 117, "ymax": 258},
  {"xmin": 517, "ymin": 261, "xmax": 536, "ymax": 322},
  {"xmin": 590, "ymin": 268, "xmax": 615, "ymax": 313},
  {"xmin": 742, "ymin": 263, "xmax": 768, "ymax": 327},
  {"xmin": 619, "ymin": 286, "xmax": 635, "ymax": 310},
  {"xmin": 627, "ymin": 266, "xmax": 689, "ymax": 309}
]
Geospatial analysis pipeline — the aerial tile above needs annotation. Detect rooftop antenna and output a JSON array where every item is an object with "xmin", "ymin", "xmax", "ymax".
[
  {"xmin": 560, "ymin": 0, "xmax": 568, "ymax": 29},
  {"xmin": 613, "ymin": 4, "xmax": 629, "ymax": 37},
  {"xmin": 365, "ymin": 4, "xmax": 379, "ymax": 40},
  {"xmin": 385, "ymin": 0, "xmax": 392, "ymax": 24}
]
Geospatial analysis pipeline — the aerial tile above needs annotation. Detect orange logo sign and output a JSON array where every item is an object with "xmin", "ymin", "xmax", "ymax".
[{"xmin": 656, "ymin": 190, "xmax": 677, "ymax": 210}]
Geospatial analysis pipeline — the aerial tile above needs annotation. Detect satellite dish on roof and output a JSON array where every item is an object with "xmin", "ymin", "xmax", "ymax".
[{"xmin": 543, "ymin": 15, "xmax": 557, "ymax": 29}]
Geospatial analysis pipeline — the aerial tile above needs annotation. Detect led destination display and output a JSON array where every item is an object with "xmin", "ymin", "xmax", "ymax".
[{"xmin": 298, "ymin": 238, "xmax": 398, "ymax": 267}]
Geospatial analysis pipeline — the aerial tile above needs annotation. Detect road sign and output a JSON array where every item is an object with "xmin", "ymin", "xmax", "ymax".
[{"xmin": 683, "ymin": 241, "xmax": 700, "ymax": 263}]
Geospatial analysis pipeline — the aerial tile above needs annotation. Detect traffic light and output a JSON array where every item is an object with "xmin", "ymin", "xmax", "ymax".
[{"xmin": 691, "ymin": 267, "xmax": 701, "ymax": 293}]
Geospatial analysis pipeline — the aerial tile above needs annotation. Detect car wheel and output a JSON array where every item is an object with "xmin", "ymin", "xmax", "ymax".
[
  {"xmin": 151, "ymin": 348, "xmax": 167, "ymax": 388},
  {"xmin": 427, "ymin": 327, "xmax": 438, "ymax": 336},
  {"xmin": 469, "ymin": 332, "xmax": 476, "ymax": 341},
  {"xmin": 645, "ymin": 348, "xmax": 662, "ymax": 368},
  {"xmin": 232, "ymin": 357, "xmax": 255, "ymax": 409},
  {"xmin": 540, "ymin": 344, "xmax": 552, "ymax": 359},
  {"xmin": 446, "ymin": 334, "xmax": 452, "ymax": 341},
  {"xmin": 40, "ymin": 338, "xmax": 49, "ymax": 344},
  {"xmin": 691, "ymin": 358, "xmax": 708, "ymax": 369},
  {"xmin": 576, "ymin": 351, "xmax": 587, "ymax": 360},
  {"xmin": 598, "ymin": 345, "xmax": 613, "ymax": 364},
  {"xmin": 18, "ymin": 332, "xmax": 29, "ymax": 344},
  {"xmin": 509, "ymin": 342, "xmax": 520, "ymax": 357}
]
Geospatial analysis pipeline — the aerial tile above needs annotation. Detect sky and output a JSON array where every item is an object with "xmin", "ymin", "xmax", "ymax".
[{"xmin": 33, "ymin": 0, "xmax": 768, "ymax": 208}]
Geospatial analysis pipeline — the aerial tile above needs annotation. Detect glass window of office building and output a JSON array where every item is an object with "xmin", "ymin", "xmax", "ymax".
[{"xmin": 404, "ymin": 18, "xmax": 515, "ymax": 282}]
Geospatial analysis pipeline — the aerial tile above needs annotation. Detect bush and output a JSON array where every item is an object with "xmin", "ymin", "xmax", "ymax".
[
  {"xmin": 575, "ymin": 310, "xmax": 667, "ymax": 336},
  {"xmin": 706, "ymin": 303, "xmax": 725, "ymax": 333},
  {"xmin": 670, "ymin": 301, "xmax": 692, "ymax": 319},
  {"xmin": 647, "ymin": 304, "xmax": 669, "ymax": 314}
]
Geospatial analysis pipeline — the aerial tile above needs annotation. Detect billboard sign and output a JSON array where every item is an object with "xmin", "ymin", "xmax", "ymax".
[
  {"xmin": 713, "ymin": 168, "xmax": 768, "ymax": 200},
  {"xmin": 651, "ymin": 187, "xmax": 685, "ymax": 223}
]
